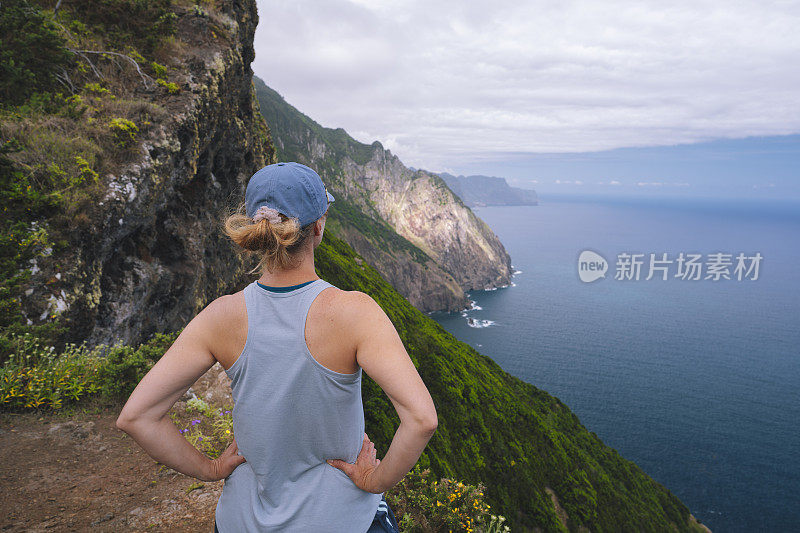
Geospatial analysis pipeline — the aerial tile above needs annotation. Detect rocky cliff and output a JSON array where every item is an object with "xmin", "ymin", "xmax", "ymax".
[
  {"xmin": 254, "ymin": 78, "xmax": 512, "ymax": 312},
  {"xmin": 6, "ymin": 0, "xmax": 275, "ymax": 348}
]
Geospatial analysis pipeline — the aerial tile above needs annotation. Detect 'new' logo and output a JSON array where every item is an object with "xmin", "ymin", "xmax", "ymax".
[{"xmin": 578, "ymin": 250, "xmax": 608, "ymax": 282}]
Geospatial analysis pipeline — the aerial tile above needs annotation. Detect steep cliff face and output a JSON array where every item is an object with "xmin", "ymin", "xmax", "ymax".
[
  {"xmin": 12, "ymin": 1, "xmax": 275, "ymax": 348},
  {"xmin": 254, "ymin": 78, "xmax": 512, "ymax": 311}
]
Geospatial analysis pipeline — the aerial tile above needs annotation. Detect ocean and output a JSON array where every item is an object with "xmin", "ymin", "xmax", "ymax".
[{"xmin": 431, "ymin": 197, "xmax": 800, "ymax": 532}]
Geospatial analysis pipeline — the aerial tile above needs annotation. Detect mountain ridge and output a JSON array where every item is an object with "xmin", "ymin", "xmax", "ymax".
[
  {"xmin": 253, "ymin": 77, "xmax": 513, "ymax": 313},
  {"xmin": 439, "ymin": 172, "xmax": 539, "ymax": 207}
]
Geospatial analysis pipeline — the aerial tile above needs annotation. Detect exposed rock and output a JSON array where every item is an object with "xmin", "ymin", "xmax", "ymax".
[
  {"xmin": 19, "ymin": 1, "xmax": 275, "ymax": 348},
  {"xmin": 254, "ymin": 78, "xmax": 512, "ymax": 312}
]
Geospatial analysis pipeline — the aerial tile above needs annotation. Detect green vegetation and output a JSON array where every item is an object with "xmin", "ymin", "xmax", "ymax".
[
  {"xmin": 388, "ymin": 464, "xmax": 506, "ymax": 533},
  {"xmin": 151, "ymin": 61, "xmax": 168, "ymax": 78},
  {"xmin": 58, "ymin": 0, "xmax": 178, "ymax": 54},
  {"xmin": 0, "ymin": 0, "xmax": 73, "ymax": 105},
  {"xmin": 0, "ymin": 140, "xmax": 67, "ymax": 358},
  {"xmin": 0, "ymin": 330, "xmax": 177, "ymax": 409},
  {"xmin": 254, "ymin": 77, "xmax": 376, "ymax": 172},
  {"xmin": 108, "ymin": 117, "xmax": 139, "ymax": 146},
  {"xmin": 156, "ymin": 78, "xmax": 180, "ymax": 94}
]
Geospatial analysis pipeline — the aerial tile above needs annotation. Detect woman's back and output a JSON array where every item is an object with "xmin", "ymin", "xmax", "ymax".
[
  {"xmin": 116, "ymin": 162, "xmax": 434, "ymax": 533},
  {"xmin": 214, "ymin": 278, "xmax": 382, "ymax": 532}
]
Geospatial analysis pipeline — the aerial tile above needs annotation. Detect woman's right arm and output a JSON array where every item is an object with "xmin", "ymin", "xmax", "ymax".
[{"xmin": 327, "ymin": 290, "xmax": 438, "ymax": 493}]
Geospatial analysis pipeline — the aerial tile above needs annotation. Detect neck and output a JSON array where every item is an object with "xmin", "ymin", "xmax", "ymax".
[{"xmin": 257, "ymin": 252, "xmax": 319, "ymax": 287}]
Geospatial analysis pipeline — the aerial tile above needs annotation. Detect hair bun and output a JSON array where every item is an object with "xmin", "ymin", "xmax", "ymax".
[{"xmin": 223, "ymin": 202, "xmax": 316, "ymax": 273}]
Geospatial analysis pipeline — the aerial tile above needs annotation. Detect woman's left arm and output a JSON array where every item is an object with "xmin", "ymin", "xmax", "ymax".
[{"xmin": 115, "ymin": 298, "xmax": 245, "ymax": 482}]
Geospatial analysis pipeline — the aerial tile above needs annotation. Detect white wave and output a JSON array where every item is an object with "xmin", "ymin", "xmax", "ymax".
[
  {"xmin": 469, "ymin": 300, "xmax": 483, "ymax": 311},
  {"xmin": 466, "ymin": 317, "xmax": 496, "ymax": 328}
]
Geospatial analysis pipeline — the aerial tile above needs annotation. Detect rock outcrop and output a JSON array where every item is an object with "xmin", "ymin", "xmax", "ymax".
[
  {"xmin": 18, "ymin": 1, "xmax": 275, "ymax": 348},
  {"xmin": 254, "ymin": 78, "xmax": 512, "ymax": 312}
]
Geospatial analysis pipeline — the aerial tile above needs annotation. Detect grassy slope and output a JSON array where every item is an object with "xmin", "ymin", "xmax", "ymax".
[{"xmin": 315, "ymin": 232, "xmax": 699, "ymax": 532}]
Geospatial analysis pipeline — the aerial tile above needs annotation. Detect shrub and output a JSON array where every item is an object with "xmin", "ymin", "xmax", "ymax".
[
  {"xmin": 0, "ymin": 142, "xmax": 66, "ymax": 362},
  {"xmin": 157, "ymin": 78, "xmax": 180, "ymax": 94},
  {"xmin": 151, "ymin": 61, "xmax": 167, "ymax": 78},
  {"xmin": 386, "ymin": 465, "xmax": 506, "ymax": 532},
  {"xmin": 0, "ymin": 0, "xmax": 73, "ymax": 106},
  {"xmin": 83, "ymin": 83, "xmax": 110, "ymax": 96},
  {"xmin": 0, "ymin": 329, "xmax": 179, "ymax": 411},
  {"xmin": 108, "ymin": 117, "xmax": 139, "ymax": 147},
  {"xmin": 94, "ymin": 331, "xmax": 178, "ymax": 400},
  {"xmin": 0, "ymin": 333, "xmax": 103, "ymax": 410},
  {"xmin": 74, "ymin": 155, "xmax": 99, "ymax": 183},
  {"xmin": 60, "ymin": 0, "xmax": 178, "ymax": 54}
]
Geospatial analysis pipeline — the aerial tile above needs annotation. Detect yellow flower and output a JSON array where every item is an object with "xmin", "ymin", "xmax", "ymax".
[{"xmin": 225, "ymin": 430, "xmax": 231, "ymax": 434}]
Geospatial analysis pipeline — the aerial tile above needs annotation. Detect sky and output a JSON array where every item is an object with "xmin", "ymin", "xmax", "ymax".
[{"xmin": 252, "ymin": 0, "xmax": 800, "ymax": 200}]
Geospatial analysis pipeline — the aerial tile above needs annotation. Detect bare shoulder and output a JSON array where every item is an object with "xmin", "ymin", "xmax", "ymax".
[
  {"xmin": 202, "ymin": 291, "xmax": 246, "ymax": 323},
  {"xmin": 189, "ymin": 291, "xmax": 247, "ymax": 368},
  {"xmin": 309, "ymin": 288, "xmax": 388, "ymax": 339},
  {"xmin": 318, "ymin": 288, "xmax": 383, "ymax": 321}
]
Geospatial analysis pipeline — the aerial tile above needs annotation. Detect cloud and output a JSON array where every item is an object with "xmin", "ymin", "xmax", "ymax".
[{"xmin": 254, "ymin": 0, "xmax": 800, "ymax": 170}]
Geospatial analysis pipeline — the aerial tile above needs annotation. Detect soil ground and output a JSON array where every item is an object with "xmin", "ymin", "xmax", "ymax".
[{"xmin": 0, "ymin": 364, "xmax": 233, "ymax": 532}]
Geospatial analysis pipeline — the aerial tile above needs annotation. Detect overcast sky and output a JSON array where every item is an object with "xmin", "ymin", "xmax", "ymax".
[{"xmin": 252, "ymin": 0, "xmax": 800, "ymax": 197}]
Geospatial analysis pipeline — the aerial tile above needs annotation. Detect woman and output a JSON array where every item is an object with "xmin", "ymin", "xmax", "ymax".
[{"xmin": 116, "ymin": 162, "xmax": 439, "ymax": 532}]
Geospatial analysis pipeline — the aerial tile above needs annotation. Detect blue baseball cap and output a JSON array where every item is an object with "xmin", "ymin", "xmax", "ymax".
[{"xmin": 245, "ymin": 162, "xmax": 335, "ymax": 227}]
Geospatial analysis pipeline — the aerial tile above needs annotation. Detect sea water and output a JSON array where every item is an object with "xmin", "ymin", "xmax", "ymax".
[{"xmin": 431, "ymin": 197, "xmax": 800, "ymax": 532}]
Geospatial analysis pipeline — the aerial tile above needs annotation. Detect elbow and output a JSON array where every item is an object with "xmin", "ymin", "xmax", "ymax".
[
  {"xmin": 423, "ymin": 416, "xmax": 438, "ymax": 436},
  {"xmin": 115, "ymin": 415, "xmax": 130, "ymax": 432},
  {"xmin": 417, "ymin": 411, "xmax": 438, "ymax": 436},
  {"xmin": 115, "ymin": 410, "xmax": 137, "ymax": 433}
]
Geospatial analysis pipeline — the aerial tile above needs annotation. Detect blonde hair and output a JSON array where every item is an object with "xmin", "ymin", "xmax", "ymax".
[{"xmin": 223, "ymin": 202, "xmax": 317, "ymax": 273}]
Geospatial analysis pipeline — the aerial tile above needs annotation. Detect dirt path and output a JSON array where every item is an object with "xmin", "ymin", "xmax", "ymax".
[{"xmin": 0, "ymin": 364, "xmax": 233, "ymax": 532}]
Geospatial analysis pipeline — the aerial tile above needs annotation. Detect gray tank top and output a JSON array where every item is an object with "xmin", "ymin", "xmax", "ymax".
[{"xmin": 214, "ymin": 279, "xmax": 383, "ymax": 532}]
